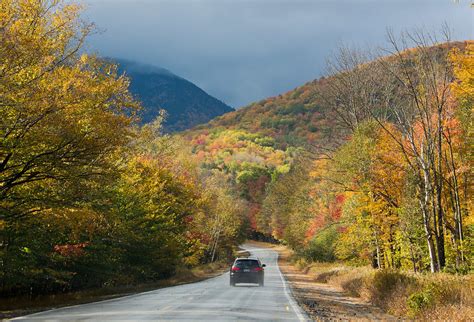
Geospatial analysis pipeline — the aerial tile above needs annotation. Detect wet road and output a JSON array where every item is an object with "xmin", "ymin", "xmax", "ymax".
[{"xmin": 13, "ymin": 244, "xmax": 307, "ymax": 321}]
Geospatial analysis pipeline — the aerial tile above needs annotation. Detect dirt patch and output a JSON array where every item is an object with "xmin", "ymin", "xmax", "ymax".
[{"xmin": 249, "ymin": 241, "xmax": 397, "ymax": 321}]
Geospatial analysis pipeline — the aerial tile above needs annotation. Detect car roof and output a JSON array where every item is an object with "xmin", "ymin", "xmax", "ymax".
[{"xmin": 235, "ymin": 257, "xmax": 259, "ymax": 261}]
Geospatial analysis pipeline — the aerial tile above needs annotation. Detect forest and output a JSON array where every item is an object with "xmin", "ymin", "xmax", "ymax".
[
  {"xmin": 0, "ymin": 0, "xmax": 472, "ymax": 312},
  {"xmin": 189, "ymin": 38, "xmax": 472, "ymax": 274},
  {"xmin": 0, "ymin": 0, "xmax": 246, "ymax": 298}
]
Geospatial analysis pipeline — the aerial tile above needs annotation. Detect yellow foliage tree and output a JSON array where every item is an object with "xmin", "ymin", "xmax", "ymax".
[{"xmin": 0, "ymin": 0, "xmax": 139, "ymax": 219}]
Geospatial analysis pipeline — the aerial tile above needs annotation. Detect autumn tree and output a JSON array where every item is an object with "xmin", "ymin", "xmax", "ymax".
[
  {"xmin": 319, "ymin": 45, "xmax": 391, "ymax": 133},
  {"xmin": 0, "ymin": 0, "xmax": 139, "ymax": 220},
  {"xmin": 331, "ymin": 121, "xmax": 409, "ymax": 268},
  {"xmin": 372, "ymin": 30, "xmax": 459, "ymax": 272},
  {"xmin": 445, "ymin": 42, "xmax": 473, "ymax": 268},
  {"xmin": 321, "ymin": 30, "xmax": 471, "ymax": 272},
  {"xmin": 107, "ymin": 119, "xmax": 203, "ymax": 280},
  {"xmin": 197, "ymin": 171, "xmax": 246, "ymax": 263},
  {"xmin": 0, "ymin": 0, "xmax": 138, "ymax": 295}
]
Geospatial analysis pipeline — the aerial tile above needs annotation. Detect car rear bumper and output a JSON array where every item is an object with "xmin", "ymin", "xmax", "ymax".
[{"xmin": 230, "ymin": 272, "xmax": 263, "ymax": 284}]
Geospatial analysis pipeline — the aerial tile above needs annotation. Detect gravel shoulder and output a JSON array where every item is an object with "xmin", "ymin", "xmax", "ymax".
[{"xmin": 249, "ymin": 241, "xmax": 396, "ymax": 321}]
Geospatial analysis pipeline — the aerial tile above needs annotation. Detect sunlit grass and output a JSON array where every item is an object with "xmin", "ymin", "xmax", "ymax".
[{"xmin": 292, "ymin": 258, "xmax": 473, "ymax": 320}]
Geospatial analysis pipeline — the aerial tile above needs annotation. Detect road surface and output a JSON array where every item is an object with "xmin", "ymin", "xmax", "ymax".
[{"xmin": 13, "ymin": 244, "xmax": 307, "ymax": 321}]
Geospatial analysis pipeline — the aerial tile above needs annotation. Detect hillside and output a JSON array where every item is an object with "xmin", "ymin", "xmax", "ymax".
[
  {"xmin": 191, "ymin": 77, "xmax": 342, "ymax": 149},
  {"xmin": 3, "ymin": 1, "xmax": 471, "ymax": 320},
  {"xmin": 182, "ymin": 75, "xmax": 344, "ymax": 236},
  {"xmin": 115, "ymin": 59, "xmax": 234, "ymax": 132},
  {"xmin": 189, "ymin": 41, "xmax": 467, "ymax": 150},
  {"xmin": 183, "ymin": 40, "xmax": 471, "ymax": 241}
]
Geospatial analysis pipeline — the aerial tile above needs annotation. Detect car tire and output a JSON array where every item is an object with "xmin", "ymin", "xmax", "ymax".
[
  {"xmin": 259, "ymin": 280, "xmax": 264, "ymax": 287},
  {"xmin": 230, "ymin": 280, "xmax": 235, "ymax": 287}
]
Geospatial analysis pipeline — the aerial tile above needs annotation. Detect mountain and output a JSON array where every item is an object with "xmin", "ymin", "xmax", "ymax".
[
  {"xmin": 114, "ymin": 59, "xmax": 234, "ymax": 132},
  {"xmin": 189, "ymin": 76, "xmax": 342, "ymax": 149},
  {"xmin": 181, "ymin": 41, "xmax": 468, "ymax": 236},
  {"xmin": 189, "ymin": 41, "xmax": 468, "ymax": 150},
  {"xmin": 180, "ymin": 74, "xmax": 340, "ymax": 236}
]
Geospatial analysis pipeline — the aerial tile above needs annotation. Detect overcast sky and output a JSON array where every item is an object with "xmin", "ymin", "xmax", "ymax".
[{"xmin": 83, "ymin": 0, "xmax": 473, "ymax": 108}]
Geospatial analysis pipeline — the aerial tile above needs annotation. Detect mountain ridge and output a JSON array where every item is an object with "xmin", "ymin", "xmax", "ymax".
[{"xmin": 113, "ymin": 58, "xmax": 234, "ymax": 132}]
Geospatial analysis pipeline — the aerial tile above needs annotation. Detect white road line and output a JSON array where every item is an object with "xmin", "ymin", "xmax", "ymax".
[
  {"xmin": 12, "ymin": 246, "xmax": 308, "ymax": 321},
  {"xmin": 245, "ymin": 244, "xmax": 308, "ymax": 321},
  {"xmin": 275, "ymin": 252, "xmax": 308, "ymax": 322}
]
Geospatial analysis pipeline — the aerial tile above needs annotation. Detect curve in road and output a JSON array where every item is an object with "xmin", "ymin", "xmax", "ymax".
[{"xmin": 13, "ymin": 244, "xmax": 308, "ymax": 321}]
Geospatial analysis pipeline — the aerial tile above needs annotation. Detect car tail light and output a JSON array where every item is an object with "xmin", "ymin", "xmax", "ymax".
[
  {"xmin": 253, "ymin": 267, "xmax": 263, "ymax": 272},
  {"xmin": 231, "ymin": 266, "xmax": 241, "ymax": 271}
]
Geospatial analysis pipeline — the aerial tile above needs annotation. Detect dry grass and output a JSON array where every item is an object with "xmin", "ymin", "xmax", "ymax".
[
  {"xmin": 419, "ymin": 303, "xmax": 474, "ymax": 321},
  {"xmin": 250, "ymin": 241, "xmax": 473, "ymax": 320},
  {"xmin": 292, "ymin": 259, "xmax": 474, "ymax": 320},
  {"xmin": 242, "ymin": 242, "xmax": 474, "ymax": 320}
]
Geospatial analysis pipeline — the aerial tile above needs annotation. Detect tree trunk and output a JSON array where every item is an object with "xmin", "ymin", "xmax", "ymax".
[
  {"xmin": 374, "ymin": 230, "xmax": 382, "ymax": 269},
  {"xmin": 421, "ymin": 164, "xmax": 439, "ymax": 272},
  {"xmin": 435, "ymin": 111, "xmax": 446, "ymax": 269},
  {"xmin": 447, "ymin": 135, "xmax": 465, "ymax": 265},
  {"xmin": 210, "ymin": 230, "xmax": 220, "ymax": 263}
]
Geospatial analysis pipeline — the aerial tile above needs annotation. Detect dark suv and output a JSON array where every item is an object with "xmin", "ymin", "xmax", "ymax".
[{"xmin": 229, "ymin": 257, "xmax": 265, "ymax": 286}]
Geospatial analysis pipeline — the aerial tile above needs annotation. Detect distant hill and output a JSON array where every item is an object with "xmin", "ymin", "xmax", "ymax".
[
  {"xmin": 114, "ymin": 59, "xmax": 234, "ymax": 132},
  {"xmin": 180, "ymin": 68, "xmax": 341, "ymax": 235},
  {"xmin": 189, "ymin": 76, "xmax": 342, "ymax": 149},
  {"xmin": 181, "ymin": 41, "xmax": 467, "ymax": 236},
  {"xmin": 188, "ymin": 41, "xmax": 467, "ymax": 150}
]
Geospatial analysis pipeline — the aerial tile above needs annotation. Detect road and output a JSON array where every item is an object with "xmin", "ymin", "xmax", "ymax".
[{"xmin": 13, "ymin": 244, "xmax": 307, "ymax": 321}]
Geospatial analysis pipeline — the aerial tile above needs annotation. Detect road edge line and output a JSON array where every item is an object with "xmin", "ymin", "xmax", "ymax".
[{"xmin": 275, "ymin": 252, "xmax": 309, "ymax": 322}]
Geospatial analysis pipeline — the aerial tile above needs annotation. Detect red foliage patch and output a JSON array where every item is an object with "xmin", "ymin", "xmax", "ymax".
[
  {"xmin": 53, "ymin": 243, "xmax": 89, "ymax": 257},
  {"xmin": 337, "ymin": 226, "xmax": 348, "ymax": 233},
  {"xmin": 247, "ymin": 175, "xmax": 270, "ymax": 203},
  {"xmin": 330, "ymin": 194, "xmax": 345, "ymax": 221},
  {"xmin": 248, "ymin": 203, "xmax": 260, "ymax": 231},
  {"xmin": 305, "ymin": 214, "xmax": 326, "ymax": 240},
  {"xmin": 305, "ymin": 194, "xmax": 345, "ymax": 240}
]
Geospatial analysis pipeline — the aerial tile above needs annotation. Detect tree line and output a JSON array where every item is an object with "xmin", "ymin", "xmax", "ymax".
[
  {"xmin": 261, "ymin": 32, "xmax": 472, "ymax": 273},
  {"xmin": 0, "ymin": 0, "xmax": 245, "ymax": 298}
]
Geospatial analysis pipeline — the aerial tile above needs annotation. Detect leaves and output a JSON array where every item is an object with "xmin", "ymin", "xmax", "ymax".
[{"xmin": 0, "ymin": 0, "xmax": 245, "ymax": 297}]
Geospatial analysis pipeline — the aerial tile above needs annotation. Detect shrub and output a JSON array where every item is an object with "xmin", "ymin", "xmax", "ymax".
[
  {"xmin": 289, "ymin": 249, "xmax": 473, "ymax": 320},
  {"xmin": 407, "ymin": 289, "xmax": 433, "ymax": 316},
  {"xmin": 365, "ymin": 269, "xmax": 417, "ymax": 311},
  {"xmin": 304, "ymin": 227, "xmax": 338, "ymax": 262}
]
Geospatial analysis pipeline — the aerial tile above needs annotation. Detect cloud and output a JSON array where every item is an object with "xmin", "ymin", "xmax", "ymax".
[{"xmin": 84, "ymin": 0, "xmax": 473, "ymax": 108}]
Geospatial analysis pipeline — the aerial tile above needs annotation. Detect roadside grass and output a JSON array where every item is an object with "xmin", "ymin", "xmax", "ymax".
[
  {"xmin": 0, "ymin": 259, "xmax": 231, "ymax": 319},
  {"xmin": 290, "ymin": 257, "xmax": 473, "ymax": 321}
]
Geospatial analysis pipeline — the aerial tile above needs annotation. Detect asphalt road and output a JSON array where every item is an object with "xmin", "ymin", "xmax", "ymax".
[{"xmin": 13, "ymin": 244, "xmax": 307, "ymax": 321}]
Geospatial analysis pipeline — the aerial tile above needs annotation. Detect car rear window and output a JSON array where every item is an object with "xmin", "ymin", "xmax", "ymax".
[{"xmin": 234, "ymin": 259, "xmax": 260, "ymax": 268}]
